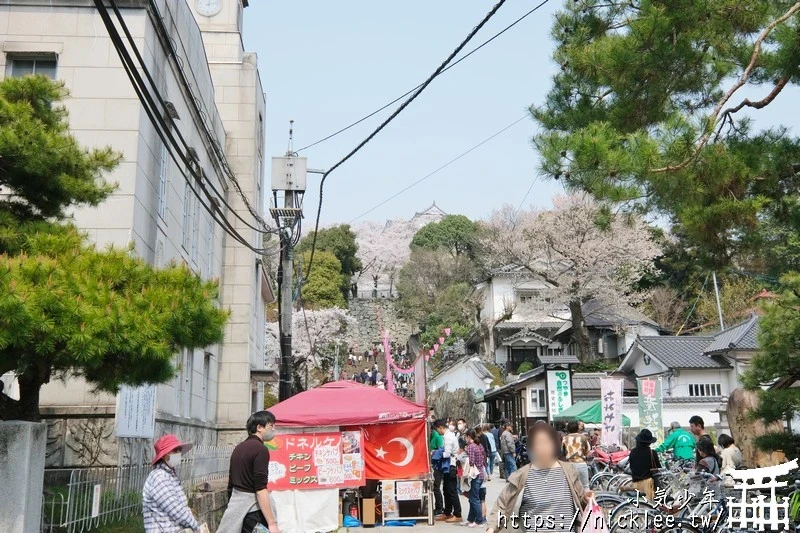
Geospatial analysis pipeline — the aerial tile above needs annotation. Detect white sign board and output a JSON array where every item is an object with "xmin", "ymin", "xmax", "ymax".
[
  {"xmin": 395, "ymin": 480, "xmax": 424, "ymax": 501},
  {"xmin": 600, "ymin": 378, "xmax": 624, "ymax": 447},
  {"xmin": 91, "ymin": 484, "xmax": 101, "ymax": 518},
  {"xmin": 115, "ymin": 384, "xmax": 156, "ymax": 438},
  {"xmin": 547, "ymin": 370, "xmax": 572, "ymax": 420}
]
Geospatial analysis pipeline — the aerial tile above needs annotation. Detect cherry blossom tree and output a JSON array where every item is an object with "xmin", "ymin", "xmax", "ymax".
[
  {"xmin": 483, "ymin": 194, "xmax": 660, "ymax": 361},
  {"xmin": 353, "ymin": 219, "xmax": 417, "ymax": 297},
  {"xmin": 266, "ymin": 307, "xmax": 357, "ymax": 390}
]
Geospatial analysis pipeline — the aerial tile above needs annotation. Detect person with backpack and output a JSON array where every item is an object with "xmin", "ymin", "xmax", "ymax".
[{"xmin": 656, "ymin": 421, "xmax": 696, "ymax": 461}]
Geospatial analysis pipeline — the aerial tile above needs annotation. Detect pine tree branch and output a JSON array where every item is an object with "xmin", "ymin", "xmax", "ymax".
[
  {"xmin": 652, "ymin": 1, "xmax": 800, "ymax": 174},
  {"xmin": 721, "ymin": 76, "xmax": 790, "ymax": 119}
]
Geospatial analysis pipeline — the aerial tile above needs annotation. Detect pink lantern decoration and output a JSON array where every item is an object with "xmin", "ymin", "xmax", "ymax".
[
  {"xmin": 429, "ymin": 349, "xmax": 435, "ymax": 356},
  {"xmin": 439, "ymin": 337, "xmax": 445, "ymax": 345},
  {"xmin": 425, "ymin": 354, "xmax": 430, "ymax": 361},
  {"xmin": 445, "ymin": 327, "xmax": 451, "ymax": 337},
  {"xmin": 433, "ymin": 344, "xmax": 440, "ymax": 352}
]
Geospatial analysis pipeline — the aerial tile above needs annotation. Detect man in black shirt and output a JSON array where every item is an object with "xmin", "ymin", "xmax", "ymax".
[
  {"xmin": 218, "ymin": 411, "xmax": 280, "ymax": 533},
  {"xmin": 689, "ymin": 415, "xmax": 714, "ymax": 467}
]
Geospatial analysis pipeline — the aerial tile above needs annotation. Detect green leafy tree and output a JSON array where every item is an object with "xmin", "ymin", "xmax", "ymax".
[
  {"xmin": 398, "ymin": 218, "xmax": 481, "ymax": 356},
  {"xmin": 695, "ymin": 275, "xmax": 762, "ymax": 330},
  {"xmin": 298, "ymin": 225, "xmax": 362, "ymax": 301},
  {"xmin": 533, "ymin": 0, "xmax": 800, "ymax": 270},
  {"xmin": 743, "ymin": 273, "xmax": 800, "ymax": 416},
  {"xmin": 0, "ymin": 76, "xmax": 227, "ymax": 421},
  {"xmin": 743, "ymin": 273, "xmax": 800, "ymax": 422},
  {"xmin": 298, "ymin": 251, "xmax": 346, "ymax": 309},
  {"xmin": 0, "ymin": 76, "xmax": 117, "ymax": 224},
  {"xmin": 0, "ymin": 228, "xmax": 228, "ymax": 421},
  {"xmin": 411, "ymin": 214, "xmax": 479, "ymax": 259}
]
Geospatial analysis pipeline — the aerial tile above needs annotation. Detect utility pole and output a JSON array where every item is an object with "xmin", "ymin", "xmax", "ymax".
[
  {"xmin": 271, "ymin": 122, "xmax": 306, "ymax": 401},
  {"xmin": 712, "ymin": 271, "xmax": 725, "ymax": 331}
]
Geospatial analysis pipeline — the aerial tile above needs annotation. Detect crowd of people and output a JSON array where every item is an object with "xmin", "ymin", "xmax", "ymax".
[
  {"xmin": 424, "ymin": 410, "xmax": 745, "ymax": 531},
  {"xmin": 341, "ymin": 341, "xmax": 416, "ymax": 397},
  {"xmin": 426, "ymin": 410, "xmax": 596, "ymax": 530},
  {"xmin": 137, "ymin": 394, "xmax": 744, "ymax": 533}
]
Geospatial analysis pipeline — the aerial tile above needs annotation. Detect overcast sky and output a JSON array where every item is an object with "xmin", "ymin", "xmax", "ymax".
[{"xmin": 243, "ymin": 1, "xmax": 800, "ymax": 227}]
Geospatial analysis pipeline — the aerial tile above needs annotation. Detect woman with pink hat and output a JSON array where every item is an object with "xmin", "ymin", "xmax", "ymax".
[{"xmin": 142, "ymin": 434, "xmax": 199, "ymax": 533}]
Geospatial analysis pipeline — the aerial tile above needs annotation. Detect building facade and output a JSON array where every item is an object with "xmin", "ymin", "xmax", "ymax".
[
  {"xmin": 0, "ymin": 0, "xmax": 270, "ymax": 463},
  {"xmin": 476, "ymin": 267, "xmax": 661, "ymax": 374},
  {"xmin": 618, "ymin": 314, "xmax": 762, "ymax": 431}
]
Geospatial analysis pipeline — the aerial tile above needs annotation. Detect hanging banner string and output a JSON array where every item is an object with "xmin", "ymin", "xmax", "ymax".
[{"xmin": 373, "ymin": 303, "xmax": 418, "ymax": 395}]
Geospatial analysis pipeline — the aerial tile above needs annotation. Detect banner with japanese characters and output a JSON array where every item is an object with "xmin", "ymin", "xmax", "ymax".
[
  {"xmin": 600, "ymin": 378, "xmax": 624, "ymax": 447},
  {"xmin": 547, "ymin": 370, "xmax": 572, "ymax": 420},
  {"xmin": 267, "ymin": 430, "xmax": 365, "ymax": 490},
  {"xmin": 637, "ymin": 377, "xmax": 664, "ymax": 442}
]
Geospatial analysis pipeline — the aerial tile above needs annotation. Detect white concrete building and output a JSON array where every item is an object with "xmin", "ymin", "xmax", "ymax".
[
  {"xmin": 0, "ymin": 0, "xmax": 270, "ymax": 461},
  {"xmin": 618, "ymin": 314, "xmax": 761, "ymax": 431},
  {"xmin": 429, "ymin": 356, "xmax": 495, "ymax": 420},
  {"xmin": 476, "ymin": 267, "xmax": 660, "ymax": 373}
]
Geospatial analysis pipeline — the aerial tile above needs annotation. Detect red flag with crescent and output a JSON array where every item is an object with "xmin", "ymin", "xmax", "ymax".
[{"xmin": 358, "ymin": 420, "xmax": 429, "ymax": 480}]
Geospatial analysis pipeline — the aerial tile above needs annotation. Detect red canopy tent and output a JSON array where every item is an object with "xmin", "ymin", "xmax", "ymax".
[{"xmin": 269, "ymin": 381, "xmax": 425, "ymax": 426}]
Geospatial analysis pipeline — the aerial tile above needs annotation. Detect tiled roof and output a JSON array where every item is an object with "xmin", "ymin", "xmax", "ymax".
[
  {"xmin": 431, "ymin": 356, "xmax": 494, "ymax": 382},
  {"xmin": 502, "ymin": 327, "xmax": 553, "ymax": 345},
  {"xmin": 571, "ymin": 373, "xmax": 637, "ymax": 391},
  {"xmin": 581, "ymin": 299, "xmax": 660, "ymax": 328},
  {"xmin": 538, "ymin": 354, "xmax": 580, "ymax": 365},
  {"xmin": 704, "ymin": 314, "xmax": 760, "ymax": 353},
  {"xmin": 622, "ymin": 396, "xmax": 725, "ymax": 405},
  {"xmin": 637, "ymin": 336, "xmax": 730, "ymax": 369}
]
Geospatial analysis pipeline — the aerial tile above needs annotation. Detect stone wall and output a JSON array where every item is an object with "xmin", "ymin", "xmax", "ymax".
[
  {"xmin": 40, "ymin": 406, "xmax": 218, "ymax": 467},
  {"xmin": 189, "ymin": 483, "xmax": 229, "ymax": 532},
  {"xmin": 348, "ymin": 298, "xmax": 417, "ymax": 351}
]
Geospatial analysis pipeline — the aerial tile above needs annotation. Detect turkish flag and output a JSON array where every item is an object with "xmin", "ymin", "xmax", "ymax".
[{"xmin": 360, "ymin": 420, "xmax": 429, "ymax": 480}]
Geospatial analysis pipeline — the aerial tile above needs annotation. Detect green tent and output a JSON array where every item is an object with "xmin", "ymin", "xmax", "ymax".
[{"xmin": 552, "ymin": 400, "xmax": 631, "ymax": 426}]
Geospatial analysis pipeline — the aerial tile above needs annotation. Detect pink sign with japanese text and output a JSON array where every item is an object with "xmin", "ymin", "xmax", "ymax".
[{"xmin": 267, "ymin": 431, "xmax": 365, "ymax": 490}]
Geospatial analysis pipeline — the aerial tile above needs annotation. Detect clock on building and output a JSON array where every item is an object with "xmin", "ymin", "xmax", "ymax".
[{"xmin": 195, "ymin": 0, "xmax": 222, "ymax": 17}]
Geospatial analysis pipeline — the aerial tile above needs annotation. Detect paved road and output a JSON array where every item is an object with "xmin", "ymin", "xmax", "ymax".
[{"xmin": 342, "ymin": 475, "xmax": 505, "ymax": 532}]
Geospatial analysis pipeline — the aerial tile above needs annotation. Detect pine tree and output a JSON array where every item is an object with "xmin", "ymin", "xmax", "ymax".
[
  {"xmin": 0, "ymin": 76, "xmax": 227, "ymax": 421},
  {"xmin": 533, "ymin": 0, "xmax": 800, "ymax": 269}
]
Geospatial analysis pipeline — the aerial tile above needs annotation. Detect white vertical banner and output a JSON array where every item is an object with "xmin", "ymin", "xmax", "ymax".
[
  {"xmin": 546, "ymin": 370, "xmax": 572, "ymax": 420},
  {"xmin": 600, "ymin": 378, "xmax": 624, "ymax": 447}
]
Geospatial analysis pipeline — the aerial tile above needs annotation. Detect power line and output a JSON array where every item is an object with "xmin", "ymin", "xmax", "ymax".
[
  {"xmin": 297, "ymin": 0, "xmax": 551, "ymax": 152},
  {"xmin": 348, "ymin": 115, "xmax": 528, "ymax": 224},
  {"xmin": 105, "ymin": 0, "xmax": 272, "ymax": 240},
  {"xmin": 95, "ymin": 0, "xmax": 270, "ymax": 254},
  {"xmin": 146, "ymin": 0, "xmax": 275, "ymax": 234},
  {"xmin": 677, "ymin": 272, "xmax": 710, "ymax": 335},
  {"xmin": 304, "ymin": 0, "xmax": 510, "ymax": 280}
]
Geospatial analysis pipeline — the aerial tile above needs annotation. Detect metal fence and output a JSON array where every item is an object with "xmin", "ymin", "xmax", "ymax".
[{"xmin": 41, "ymin": 445, "xmax": 233, "ymax": 533}]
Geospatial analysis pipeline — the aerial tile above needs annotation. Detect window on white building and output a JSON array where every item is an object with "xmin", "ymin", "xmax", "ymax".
[
  {"xmin": 191, "ymin": 192, "xmax": 200, "ymax": 264},
  {"xmin": 530, "ymin": 388, "xmax": 546, "ymax": 411},
  {"xmin": 517, "ymin": 290, "xmax": 549, "ymax": 311},
  {"xmin": 182, "ymin": 183, "xmax": 192, "ymax": 251},
  {"xmin": 6, "ymin": 54, "xmax": 57, "ymax": 79},
  {"xmin": 205, "ymin": 213, "xmax": 215, "ymax": 278},
  {"xmin": 183, "ymin": 349, "xmax": 193, "ymax": 418},
  {"xmin": 688, "ymin": 383, "xmax": 722, "ymax": 397},
  {"xmin": 202, "ymin": 352, "xmax": 211, "ymax": 422},
  {"xmin": 157, "ymin": 143, "xmax": 169, "ymax": 220}
]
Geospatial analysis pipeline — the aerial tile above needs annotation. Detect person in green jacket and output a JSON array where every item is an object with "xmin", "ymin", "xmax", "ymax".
[
  {"xmin": 656, "ymin": 421, "xmax": 696, "ymax": 461},
  {"xmin": 430, "ymin": 422, "xmax": 445, "ymax": 517}
]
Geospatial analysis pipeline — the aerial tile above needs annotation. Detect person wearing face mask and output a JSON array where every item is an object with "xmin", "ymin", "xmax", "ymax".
[
  {"xmin": 217, "ymin": 411, "xmax": 280, "ymax": 533},
  {"xmin": 142, "ymin": 434, "xmax": 199, "ymax": 533}
]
